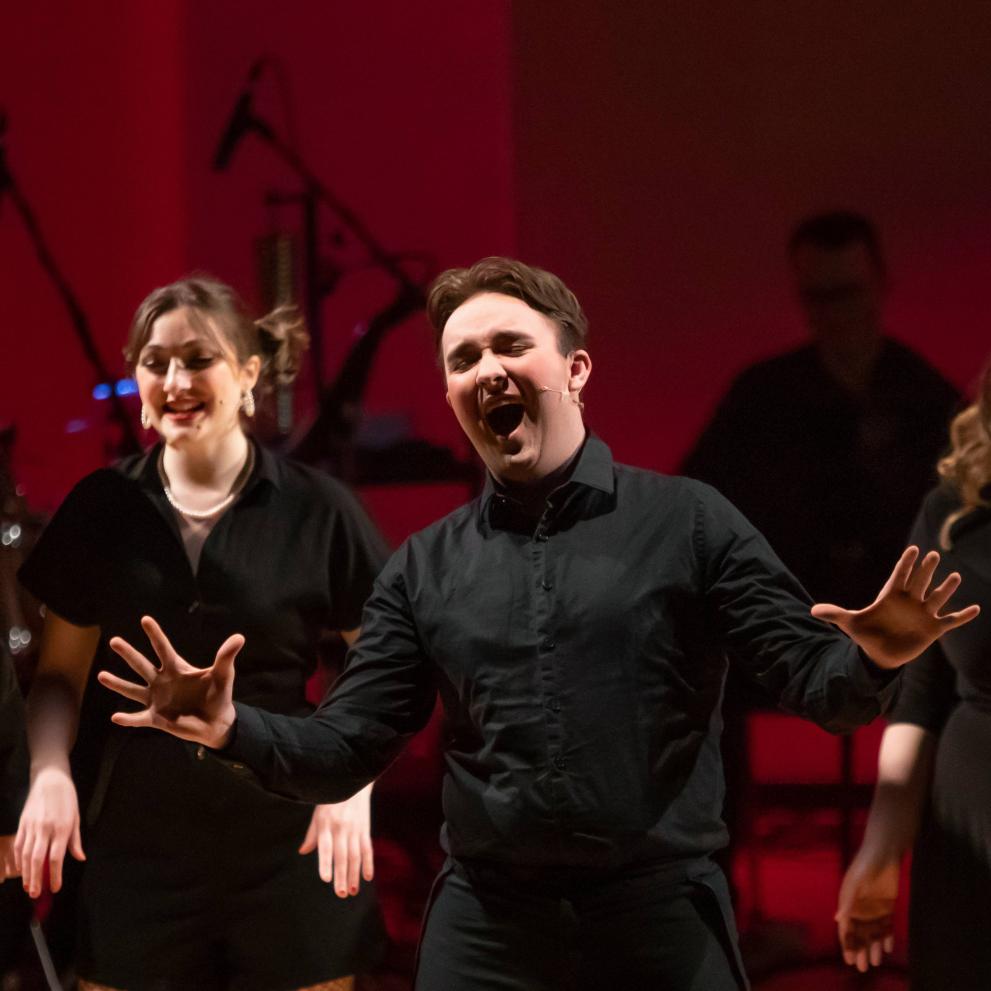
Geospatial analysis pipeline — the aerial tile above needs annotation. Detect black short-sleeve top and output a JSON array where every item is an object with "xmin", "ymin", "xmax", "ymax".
[
  {"xmin": 18, "ymin": 442, "xmax": 388, "ymax": 756},
  {"xmin": 892, "ymin": 484, "xmax": 991, "ymax": 734}
]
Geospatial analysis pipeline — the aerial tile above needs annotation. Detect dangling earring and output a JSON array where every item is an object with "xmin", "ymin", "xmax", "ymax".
[
  {"xmin": 241, "ymin": 389, "xmax": 256, "ymax": 418},
  {"xmin": 140, "ymin": 406, "xmax": 151, "ymax": 429}
]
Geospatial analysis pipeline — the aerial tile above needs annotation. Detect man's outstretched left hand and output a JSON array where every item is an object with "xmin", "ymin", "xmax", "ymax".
[{"xmin": 811, "ymin": 546, "xmax": 979, "ymax": 669}]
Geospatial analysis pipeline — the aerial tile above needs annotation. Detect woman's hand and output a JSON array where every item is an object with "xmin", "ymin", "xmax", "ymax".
[
  {"xmin": 812, "ymin": 547, "xmax": 980, "ymax": 668},
  {"xmin": 836, "ymin": 848, "xmax": 901, "ymax": 972},
  {"xmin": 299, "ymin": 783, "xmax": 375, "ymax": 898},
  {"xmin": 99, "ymin": 616, "xmax": 243, "ymax": 749},
  {"xmin": 14, "ymin": 765, "xmax": 85, "ymax": 898}
]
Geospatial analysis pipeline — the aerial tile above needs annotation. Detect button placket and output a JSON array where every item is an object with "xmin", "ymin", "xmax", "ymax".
[{"xmin": 532, "ymin": 525, "xmax": 565, "ymax": 778}]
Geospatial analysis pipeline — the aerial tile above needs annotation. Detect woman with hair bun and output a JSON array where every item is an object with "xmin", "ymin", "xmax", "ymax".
[
  {"xmin": 14, "ymin": 277, "xmax": 387, "ymax": 991},
  {"xmin": 836, "ymin": 371, "xmax": 991, "ymax": 987}
]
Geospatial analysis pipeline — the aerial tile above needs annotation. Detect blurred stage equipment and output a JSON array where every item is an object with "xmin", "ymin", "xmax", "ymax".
[
  {"xmin": 29, "ymin": 916, "xmax": 64, "ymax": 991},
  {"xmin": 256, "ymin": 231, "xmax": 296, "ymax": 435},
  {"xmin": 0, "ymin": 425, "xmax": 43, "ymax": 686},
  {"xmin": 213, "ymin": 63, "xmax": 476, "ymax": 487},
  {"xmin": 0, "ymin": 112, "xmax": 141, "ymax": 459}
]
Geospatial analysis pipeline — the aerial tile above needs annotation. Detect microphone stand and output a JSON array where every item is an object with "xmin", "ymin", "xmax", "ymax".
[
  {"xmin": 223, "ymin": 106, "xmax": 431, "ymax": 473},
  {"xmin": 0, "ymin": 117, "xmax": 141, "ymax": 458},
  {"xmin": 233, "ymin": 111, "xmax": 425, "ymax": 304}
]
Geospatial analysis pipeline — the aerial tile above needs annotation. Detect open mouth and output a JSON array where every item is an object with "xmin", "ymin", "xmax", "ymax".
[
  {"xmin": 484, "ymin": 402, "xmax": 526, "ymax": 437},
  {"xmin": 163, "ymin": 402, "xmax": 205, "ymax": 418}
]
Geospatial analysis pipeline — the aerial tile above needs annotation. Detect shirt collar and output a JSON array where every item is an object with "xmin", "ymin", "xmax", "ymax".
[
  {"xmin": 124, "ymin": 438, "xmax": 282, "ymax": 494},
  {"xmin": 480, "ymin": 433, "xmax": 616, "ymax": 522},
  {"xmin": 566, "ymin": 433, "xmax": 615, "ymax": 495}
]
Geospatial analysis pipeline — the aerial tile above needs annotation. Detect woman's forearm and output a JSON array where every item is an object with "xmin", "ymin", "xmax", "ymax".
[
  {"xmin": 857, "ymin": 721, "xmax": 936, "ymax": 861},
  {"xmin": 25, "ymin": 672, "xmax": 83, "ymax": 775},
  {"xmin": 25, "ymin": 614, "xmax": 100, "ymax": 777}
]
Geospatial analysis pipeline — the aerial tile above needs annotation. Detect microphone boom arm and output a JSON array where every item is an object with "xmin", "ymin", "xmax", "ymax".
[{"xmin": 230, "ymin": 110, "xmax": 425, "ymax": 302}]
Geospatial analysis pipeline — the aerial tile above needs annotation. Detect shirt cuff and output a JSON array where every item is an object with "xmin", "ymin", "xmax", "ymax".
[
  {"xmin": 209, "ymin": 702, "xmax": 267, "ymax": 781},
  {"xmin": 852, "ymin": 646, "xmax": 901, "ymax": 706}
]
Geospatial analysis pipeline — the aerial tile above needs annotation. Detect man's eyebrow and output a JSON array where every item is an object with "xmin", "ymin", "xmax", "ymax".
[{"xmin": 490, "ymin": 329, "xmax": 533, "ymax": 345}]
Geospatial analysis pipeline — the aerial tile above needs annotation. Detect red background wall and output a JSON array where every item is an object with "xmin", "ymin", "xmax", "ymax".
[
  {"xmin": 1, "ymin": 0, "xmax": 515, "ymax": 520},
  {"xmin": 3, "ymin": 3, "xmax": 990, "ymax": 509},
  {"xmin": 512, "ymin": 3, "xmax": 991, "ymax": 471}
]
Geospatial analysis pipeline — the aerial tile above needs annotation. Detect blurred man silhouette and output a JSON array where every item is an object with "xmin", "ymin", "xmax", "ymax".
[
  {"xmin": 682, "ymin": 211, "xmax": 960, "ymax": 954},
  {"xmin": 684, "ymin": 211, "xmax": 959, "ymax": 607}
]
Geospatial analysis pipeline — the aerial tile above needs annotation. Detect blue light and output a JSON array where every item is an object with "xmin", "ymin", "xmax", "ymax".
[{"xmin": 92, "ymin": 379, "xmax": 138, "ymax": 400}]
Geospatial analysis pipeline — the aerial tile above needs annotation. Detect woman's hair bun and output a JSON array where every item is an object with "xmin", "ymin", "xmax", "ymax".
[{"xmin": 254, "ymin": 304, "xmax": 310, "ymax": 389}]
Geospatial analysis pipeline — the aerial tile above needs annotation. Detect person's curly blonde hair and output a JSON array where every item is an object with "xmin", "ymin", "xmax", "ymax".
[{"xmin": 937, "ymin": 369, "xmax": 991, "ymax": 548}]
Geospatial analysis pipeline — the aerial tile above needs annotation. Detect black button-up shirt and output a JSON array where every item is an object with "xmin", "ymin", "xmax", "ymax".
[{"xmin": 229, "ymin": 435, "xmax": 896, "ymax": 869}]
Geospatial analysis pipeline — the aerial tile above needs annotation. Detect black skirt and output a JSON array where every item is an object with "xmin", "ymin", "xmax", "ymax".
[
  {"xmin": 909, "ymin": 701, "xmax": 991, "ymax": 990},
  {"xmin": 76, "ymin": 729, "xmax": 386, "ymax": 991}
]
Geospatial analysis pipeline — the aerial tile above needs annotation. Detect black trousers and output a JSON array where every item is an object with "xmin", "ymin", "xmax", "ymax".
[{"xmin": 415, "ymin": 858, "xmax": 748, "ymax": 991}]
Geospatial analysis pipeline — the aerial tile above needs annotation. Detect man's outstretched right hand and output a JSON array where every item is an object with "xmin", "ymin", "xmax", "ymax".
[{"xmin": 99, "ymin": 615, "xmax": 243, "ymax": 750}]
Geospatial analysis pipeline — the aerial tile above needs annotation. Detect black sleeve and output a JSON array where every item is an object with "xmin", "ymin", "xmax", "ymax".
[
  {"xmin": 324, "ymin": 478, "xmax": 390, "ymax": 632},
  {"xmin": 889, "ymin": 490, "xmax": 959, "ymax": 732},
  {"xmin": 17, "ymin": 471, "xmax": 115, "ymax": 629},
  {"xmin": 696, "ymin": 484, "xmax": 898, "ymax": 732},
  {"xmin": 223, "ymin": 544, "xmax": 436, "ymax": 803},
  {"xmin": 0, "ymin": 654, "xmax": 28, "ymax": 834},
  {"xmin": 890, "ymin": 643, "xmax": 956, "ymax": 733}
]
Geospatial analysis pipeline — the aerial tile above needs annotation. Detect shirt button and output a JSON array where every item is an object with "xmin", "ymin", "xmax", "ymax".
[
  {"xmin": 188, "ymin": 601, "xmax": 200, "ymax": 614},
  {"xmin": 541, "ymin": 639, "xmax": 556, "ymax": 651},
  {"xmin": 547, "ymin": 697, "xmax": 561, "ymax": 712},
  {"xmin": 541, "ymin": 580, "xmax": 553, "ymax": 591},
  {"xmin": 195, "ymin": 745, "xmax": 206, "ymax": 760},
  {"xmin": 552, "ymin": 754, "xmax": 566, "ymax": 770}
]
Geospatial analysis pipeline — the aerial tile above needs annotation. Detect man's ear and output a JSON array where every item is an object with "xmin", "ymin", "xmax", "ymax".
[{"xmin": 568, "ymin": 349, "xmax": 592, "ymax": 393}]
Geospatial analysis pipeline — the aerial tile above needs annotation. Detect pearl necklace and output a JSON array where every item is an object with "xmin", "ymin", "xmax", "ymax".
[{"xmin": 158, "ymin": 445, "xmax": 254, "ymax": 521}]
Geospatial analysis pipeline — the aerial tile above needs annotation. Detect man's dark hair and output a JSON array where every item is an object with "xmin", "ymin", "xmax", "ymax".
[
  {"xmin": 426, "ymin": 257, "xmax": 588, "ymax": 356},
  {"xmin": 787, "ymin": 210, "xmax": 886, "ymax": 276}
]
